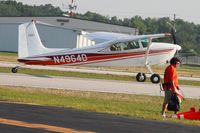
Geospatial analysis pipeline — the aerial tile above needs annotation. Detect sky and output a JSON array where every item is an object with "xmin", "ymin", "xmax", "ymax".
[{"xmin": 15, "ymin": 0, "xmax": 200, "ymax": 24}]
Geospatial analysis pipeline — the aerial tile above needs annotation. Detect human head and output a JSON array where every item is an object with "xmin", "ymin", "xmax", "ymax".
[{"xmin": 170, "ymin": 57, "xmax": 181, "ymax": 66}]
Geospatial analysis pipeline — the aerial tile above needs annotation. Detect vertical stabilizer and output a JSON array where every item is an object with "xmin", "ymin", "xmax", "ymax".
[{"xmin": 18, "ymin": 20, "xmax": 47, "ymax": 59}]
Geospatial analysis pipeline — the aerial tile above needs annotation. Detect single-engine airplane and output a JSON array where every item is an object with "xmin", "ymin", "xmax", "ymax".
[{"xmin": 12, "ymin": 20, "xmax": 181, "ymax": 84}]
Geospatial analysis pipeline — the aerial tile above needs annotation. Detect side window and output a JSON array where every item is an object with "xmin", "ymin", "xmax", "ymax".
[
  {"xmin": 141, "ymin": 39, "xmax": 149, "ymax": 48},
  {"xmin": 110, "ymin": 43, "xmax": 122, "ymax": 51},
  {"xmin": 110, "ymin": 40, "xmax": 140, "ymax": 51},
  {"xmin": 124, "ymin": 41, "xmax": 140, "ymax": 50}
]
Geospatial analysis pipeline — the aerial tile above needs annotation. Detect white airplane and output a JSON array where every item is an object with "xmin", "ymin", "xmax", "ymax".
[{"xmin": 12, "ymin": 20, "xmax": 181, "ymax": 84}]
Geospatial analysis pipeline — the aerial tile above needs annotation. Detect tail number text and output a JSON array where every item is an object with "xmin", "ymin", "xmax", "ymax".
[{"xmin": 53, "ymin": 54, "xmax": 88, "ymax": 64}]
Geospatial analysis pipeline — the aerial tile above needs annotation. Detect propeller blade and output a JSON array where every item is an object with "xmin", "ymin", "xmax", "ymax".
[
  {"xmin": 171, "ymin": 28, "xmax": 177, "ymax": 44},
  {"xmin": 167, "ymin": 22, "xmax": 177, "ymax": 44}
]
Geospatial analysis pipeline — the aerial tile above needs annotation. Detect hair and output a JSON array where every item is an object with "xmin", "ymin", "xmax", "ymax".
[{"xmin": 170, "ymin": 57, "xmax": 181, "ymax": 65}]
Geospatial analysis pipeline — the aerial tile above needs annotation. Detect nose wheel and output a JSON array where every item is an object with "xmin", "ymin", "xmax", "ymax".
[
  {"xmin": 136, "ymin": 72, "xmax": 146, "ymax": 82},
  {"xmin": 150, "ymin": 74, "xmax": 160, "ymax": 84}
]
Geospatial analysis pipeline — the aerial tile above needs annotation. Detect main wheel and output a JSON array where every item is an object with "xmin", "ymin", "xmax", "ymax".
[
  {"xmin": 136, "ymin": 72, "xmax": 146, "ymax": 82},
  {"xmin": 11, "ymin": 67, "xmax": 18, "ymax": 73},
  {"xmin": 150, "ymin": 74, "xmax": 160, "ymax": 84}
]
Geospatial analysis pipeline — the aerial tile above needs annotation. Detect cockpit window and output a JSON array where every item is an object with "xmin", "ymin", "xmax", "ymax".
[
  {"xmin": 110, "ymin": 43, "xmax": 122, "ymax": 51},
  {"xmin": 110, "ymin": 40, "xmax": 140, "ymax": 51},
  {"xmin": 141, "ymin": 39, "xmax": 149, "ymax": 48},
  {"xmin": 124, "ymin": 41, "xmax": 140, "ymax": 50}
]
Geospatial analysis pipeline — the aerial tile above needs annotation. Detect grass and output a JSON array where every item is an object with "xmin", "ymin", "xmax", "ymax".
[
  {"xmin": 0, "ymin": 67, "xmax": 134, "ymax": 81},
  {"xmin": 0, "ymin": 86, "xmax": 200, "ymax": 126},
  {"xmin": 0, "ymin": 52, "xmax": 17, "ymax": 62}
]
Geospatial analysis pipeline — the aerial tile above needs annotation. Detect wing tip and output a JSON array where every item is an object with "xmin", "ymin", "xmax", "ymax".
[{"xmin": 164, "ymin": 33, "xmax": 171, "ymax": 37}]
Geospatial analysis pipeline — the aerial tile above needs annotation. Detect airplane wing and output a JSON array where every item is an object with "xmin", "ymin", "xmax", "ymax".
[
  {"xmin": 136, "ymin": 33, "xmax": 171, "ymax": 40},
  {"xmin": 83, "ymin": 32, "xmax": 130, "ymax": 43},
  {"xmin": 84, "ymin": 32, "xmax": 171, "ymax": 44},
  {"xmin": 122, "ymin": 33, "xmax": 171, "ymax": 42}
]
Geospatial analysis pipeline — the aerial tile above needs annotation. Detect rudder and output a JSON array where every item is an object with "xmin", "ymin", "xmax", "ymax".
[{"xmin": 18, "ymin": 20, "xmax": 47, "ymax": 59}]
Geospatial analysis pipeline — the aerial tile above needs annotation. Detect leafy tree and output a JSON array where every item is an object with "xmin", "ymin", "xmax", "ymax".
[
  {"xmin": 144, "ymin": 17, "xmax": 158, "ymax": 34},
  {"xmin": 110, "ymin": 16, "xmax": 120, "ymax": 25},
  {"xmin": 0, "ymin": 0, "xmax": 63, "ymax": 16},
  {"xmin": 130, "ymin": 16, "xmax": 146, "ymax": 34}
]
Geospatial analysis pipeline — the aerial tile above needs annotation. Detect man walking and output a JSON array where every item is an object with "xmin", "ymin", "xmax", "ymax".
[{"xmin": 161, "ymin": 57, "xmax": 183, "ymax": 118}]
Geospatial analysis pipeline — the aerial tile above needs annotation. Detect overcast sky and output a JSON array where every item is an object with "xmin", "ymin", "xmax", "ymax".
[{"xmin": 15, "ymin": 0, "xmax": 200, "ymax": 24}]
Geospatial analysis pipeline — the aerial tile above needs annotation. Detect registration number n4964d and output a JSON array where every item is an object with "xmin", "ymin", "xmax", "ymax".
[{"xmin": 53, "ymin": 54, "xmax": 88, "ymax": 64}]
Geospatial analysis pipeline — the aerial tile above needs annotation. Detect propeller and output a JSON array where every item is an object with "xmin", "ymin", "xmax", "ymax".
[
  {"xmin": 171, "ymin": 27, "xmax": 177, "ymax": 44},
  {"xmin": 167, "ymin": 22, "xmax": 181, "ymax": 56},
  {"xmin": 167, "ymin": 22, "xmax": 176, "ymax": 44}
]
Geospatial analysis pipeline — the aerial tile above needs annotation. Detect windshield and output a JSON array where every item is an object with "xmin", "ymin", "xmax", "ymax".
[{"xmin": 141, "ymin": 39, "xmax": 149, "ymax": 48}]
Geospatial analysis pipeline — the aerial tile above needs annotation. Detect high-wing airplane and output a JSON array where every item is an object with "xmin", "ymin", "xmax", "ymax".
[{"xmin": 12, "ymin": 20, "xmax": 181, "ymax": 84}]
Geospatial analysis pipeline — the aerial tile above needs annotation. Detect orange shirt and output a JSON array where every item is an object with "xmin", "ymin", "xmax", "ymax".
[{"xmin": 164, "ymin": 64, "xmax": 179, "ymax": 91}]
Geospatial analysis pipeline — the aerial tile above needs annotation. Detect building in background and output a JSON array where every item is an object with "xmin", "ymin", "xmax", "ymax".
[
  {"xmin": 0, "ymin": 17, "xmax": 138, "ymax": 52},
  {"xmin": 181, "ymin": 55, "xmax": 200, "ymax": 65}
]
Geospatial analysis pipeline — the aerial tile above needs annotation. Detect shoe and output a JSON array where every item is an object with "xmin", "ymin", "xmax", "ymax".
[
  {"xmin": 172, "ymin": 114, "xmax": 177, "ymax": 118},
  {"xmin": 162, "ymin": 114, "xmax": 166, "ymax": 118}
]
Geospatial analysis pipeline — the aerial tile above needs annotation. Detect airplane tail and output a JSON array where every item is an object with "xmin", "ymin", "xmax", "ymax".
[
  {"xmin": 18, "ymin": 20, "xmax": 49, "ymax": 59},
  {"xmin": 18, "ymin": 21, "xmax": 68, "ymax": 59}
]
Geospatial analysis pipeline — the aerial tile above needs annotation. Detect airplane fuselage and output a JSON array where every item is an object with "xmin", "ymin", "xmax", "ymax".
[{"xmin": 18, "ymin": 42, "xmax": 177, "ymax": 67}]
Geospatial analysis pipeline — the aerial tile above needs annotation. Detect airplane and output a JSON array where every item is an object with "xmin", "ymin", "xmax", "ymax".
[{"xmin": 11, "ymin": 20, "xmax": 181, "ymax": 84}]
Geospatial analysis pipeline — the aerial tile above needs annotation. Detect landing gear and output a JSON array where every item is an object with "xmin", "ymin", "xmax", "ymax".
[
  {"xmin": 146, "ymin": 64, "xmax": 161, "ymax": 84},
  {"xmin": 136, "ymin": 72, "xmax": 160, "ymax": 84},
  {"xmin": 136, "ymin": 72, "xmax": 146, "ymax": 82},
  {"xmin": 135, "ymin": 37, "xmax": 161, "ymax": 84},
  {"xmin": 150, "ymin": 74, "xmax": 160, "ymax": 84},
  {"xmin": 11, "ymin": 66, "xmax": 19, "ymax": 73}
]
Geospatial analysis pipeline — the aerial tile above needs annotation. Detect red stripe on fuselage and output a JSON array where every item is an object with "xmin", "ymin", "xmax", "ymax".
[{"xmin": 18, "ymin": 49, "xmax": 173, "ymax": 65}]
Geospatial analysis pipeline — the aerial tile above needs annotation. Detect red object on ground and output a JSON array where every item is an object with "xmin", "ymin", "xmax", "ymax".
[{"xmin": 176, "ymin": 107, "xmax": 200, "ymax": 120}]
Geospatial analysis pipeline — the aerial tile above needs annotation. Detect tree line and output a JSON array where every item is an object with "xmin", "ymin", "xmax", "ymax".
[
  {"xmin": 0, "ymin": 0, "xmax": 200, "ymax": 55},
  {"xmin": 0, "ymin": 0, "xmax": 62, "ymax": 16}
]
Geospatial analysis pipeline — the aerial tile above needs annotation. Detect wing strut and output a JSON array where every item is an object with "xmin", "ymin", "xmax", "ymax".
[
  {"xmin": 143, "ymin": 38, "xmax": 161, "ymax": 84},
  {"xmin": 145, "ymin": 38, "xmax": 153, "ymax": 74}
]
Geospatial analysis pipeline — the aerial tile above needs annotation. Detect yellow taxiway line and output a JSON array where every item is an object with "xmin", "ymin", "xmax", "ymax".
[{"xmin": 0, "ymin": 118, "xmax": 95, "ymax": 133}]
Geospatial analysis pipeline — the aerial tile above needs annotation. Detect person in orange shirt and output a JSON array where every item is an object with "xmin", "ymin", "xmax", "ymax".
[{"xmin": 161, "ymin": 57, "xmax": 182, "ymax": 118}]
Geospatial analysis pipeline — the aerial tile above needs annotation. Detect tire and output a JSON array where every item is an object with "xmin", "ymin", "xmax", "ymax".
[
  {"xmin": 136, "ymin": 72, "xmax": 146, "ymax": 82},
  {"xmin": 150, "ymin": 74, "xmax": 160, "ymax": 84},
  {"xmin": 11, "ymin": 67, "xmax": 18, "ymax": 73}
]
